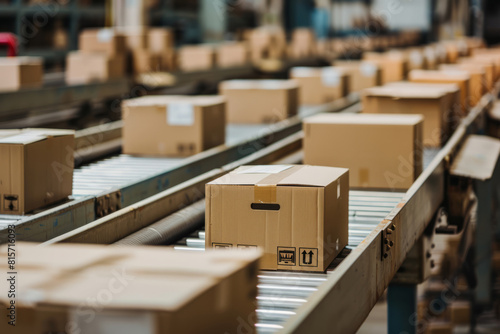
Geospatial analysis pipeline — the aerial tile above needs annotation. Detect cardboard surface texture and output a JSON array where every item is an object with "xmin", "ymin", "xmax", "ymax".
[
  {"xmin": 219, "ymin": 80, "xmax": 299, "ymax": 123},
  {"xmin": 216, "ymin": 42, "xmax": 249, "ymax": 68},
  {"xmin": 0, "ymin": 129, "xmax": 74, "ymax": 215},
  {"xmin": 131, "ymin": 49, "xmax": 161, "ymax": 74},
  {"xmin": 178, "ymin": 45, "xmax": 215, "ymax": 72},
  {"xmin": 0, "ymin": 243, "xmax": 260, "ymax": 334},
  {"xmin": 0, "ymin": 57, "xmax": 43, "ymax": 92},
  {"xmin": 362, "ymin": 86, "xmax": 452, "ymax": 147},
  {"xmin": 363, "ymin": 51, "xmax": 408, "ymax": 83},
  {"xmin": 450, "ymin": 135, "xmax": 500, "ymax": 181},
  {"xmin": 79, "ymin": 28, "xmax": 127, "ymax": 55},
  {"xmin": 334, "ymin": 60, "xmax": 382, "ymax": 92},
  {"xmin": 206, "ymin": 165, "xmax": 349, "ymax": 272},
  {"xmin": 303, "ymin": 113, "xmax": 423, "ymax": 190},
  {"xmin": 122, "ymin": 95, "xmax": 226, "ymax": 157},
  {"xmin": 65, "ymin": 52, "xmax": 125, "ymax": 84},
  {"xmin": 290, "ymin": 67, "xmax": 350, "ymax": 105}
]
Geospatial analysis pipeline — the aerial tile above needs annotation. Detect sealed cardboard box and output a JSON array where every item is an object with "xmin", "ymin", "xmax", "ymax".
[
  {"xmin": 131, "ymin": 49, "xmax": 161, "ymax": 74},
  {"xmin": 206, "ymin": 165, "xmax": 349, "ymax": 272},
  {"xmin": 0, "ymin": 56, "xmax": 43, "ymax": 91},
  {"xmin": 216, "ymin": 42, "xmax": 248, "ymax": 68},
  {"xmin": 0, "ymin": 129, "xmax": 74, "ymax": 215},
  {"xmin": 178, "ymin": 45, "xmax": 215, "ymax": 72},
  {"xmin": 65, "ymin": 51, "xmax": 125, "ymax": 84},
  {"xmin": 363, "ymin": 86, "xmax": 451, "ymax": 147},
  {"xmin": 148, "ymin": 27, "xmax": 174, "ymax": 54},
  {"xmin": 0, "ymin": 242, "xmax": 260, "ymax": 334},
  {"xmin": 409, "ymin": 70, "xmax": 471, "ymax": 115},
  {"xmin": 219, "ymin": 80, "xmax": 299, "ymax": 123},
  {"xmin": 303, "ymin": 114, "xmax": 423, "ymax": 190},
  {"xmin": 122, "ymin": 95, "xmax": 226, "ymax": 156},
  {"xmin": 290, "ymin": 67, "xmax": 350, "ymax": 104},
  {"xmin": 78, "ymin": 28, "xmax": 126, "ymax": 55},
  {"xmin": 363, "ymin": 51, "xmax": 408, "ymax": 83},
  {"xmin": 334, "ymin": 60, "xmax": 382, "ymax": 91},
  {"xmin": 439, "ymin": 65, "xmax": 485, "ymax": 106}
]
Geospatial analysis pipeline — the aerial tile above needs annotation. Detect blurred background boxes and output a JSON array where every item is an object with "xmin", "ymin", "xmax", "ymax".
[
  {"xmin": 290, "ymin": 66, "xmax": 349, "ymax": 105},
  {"xmin": 0, "ymin": 57, "xmax": 43, "ymax": 91}
]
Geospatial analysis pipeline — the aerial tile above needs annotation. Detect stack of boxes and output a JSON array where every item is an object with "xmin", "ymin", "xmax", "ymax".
[{"xmin": 66, "ymin": 28, "xmax": 126, "ymax": 84}]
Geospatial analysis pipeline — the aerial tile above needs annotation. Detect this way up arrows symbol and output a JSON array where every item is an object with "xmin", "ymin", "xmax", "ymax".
[{"xmin": 302, "ymin": 250, "xmax": 314, "ymax": 264}]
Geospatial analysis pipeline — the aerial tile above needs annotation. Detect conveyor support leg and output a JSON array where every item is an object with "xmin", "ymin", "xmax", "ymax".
[{"xmin": 388, "ymin": 283, "xmax": 417, "ymax": 334}]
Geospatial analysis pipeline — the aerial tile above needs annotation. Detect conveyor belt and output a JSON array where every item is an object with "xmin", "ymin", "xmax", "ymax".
[{"xmin": 173, "ymin": 190, "xmax": 405, "ymax": 333}]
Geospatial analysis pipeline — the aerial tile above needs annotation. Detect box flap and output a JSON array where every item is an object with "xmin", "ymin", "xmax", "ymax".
[
  {"xmin": 220, "ymin": 79, "xmax": 298, "ymax": 90},
  {"xmin": 386, "ymin": 81, "xmax": 460, "ymax": 93},
  {"xmin": 363, "ymin": 86, "xmax": 447, "ymax": 99},
  {"xmin": 450, "ymin": 135, "xmax": 500, "ymax": 181},
  {"xmin": 123, "ymin": 95, "xmax": 225, "ymax": 108},
  {"xmin": 0, "ymin": 56, "xmax": 43, "ymax": 66},
  {"xmin": 409, "ymin": 69, "xmax": 470, "ymax": 81},
  {"xmin": 304, "ymin": 113, "xmax": 424, "ymax": 126},
  {"xmin": 0, "ymin": 132, "xmax": 47, "ymax": 145},
  {"xmin": 208, "ymin": 165, "xmax": 347, "ymax": 187}
]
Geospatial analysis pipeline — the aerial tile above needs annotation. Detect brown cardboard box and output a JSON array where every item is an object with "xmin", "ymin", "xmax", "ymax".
[
  {"xmin": 363, "ymin": 51, "xmax": 408, "ymax": 83},
  {"xmin": 78, "ymin": 28, "xmax": 127, "ymax": 55},
  {"xmin": 385, "ymin": 81, "xmax": 462, "ymax": 127},
  {"xmin": 303, "ymin": 114, "xmax": 423, "ymax": 190},
  {"xmin": 0, "ymin": 242, "xmax": 260, "ymax": 334},
  {"xmin": 0, "ymin": 129, "xmax": 74, "ymax": 215},
  {"xmin": 131, "ymin": 49, "xmax": 161, "ymax": 74},
  {"xmin": 291, "ymin": 28, "xmax": 316, "ymax": 57},
  {"xmin": 116, "ymin": 26, "xmax": 149, "ymax": 50},
  {"xmin": 362, "ymin": 86, "xmax": 452, "ymax": 147},
  {"xmin": 216, "ymin": 42, "xmax": 248, "ymax": 68},
  {"xmin": 0, "ymin": 57, "xmax": 43, "ymax": 92},
  {"xmin": 148, "ymin": 27, "xmax": 174, "ymax": 54},
  {"xmin": 219, "ymin": 80, "xmax": 299, "ymax": 123},
  {"xmin": 334, "ymin": 60, "xmax": 382, "ymax": 92},
  {"xmin": 246, "ymin": 27, "xmax": 286, "ymax": 61},
  {"xmin": 409, "ymin": 70, "xmax": 471, "ymax": 115},
  {"xmin": 206, "ymin": 165, "xmax": 349, "ymax": 272},
  {"xmin": 122, "ymin": 95, "xmax": 226, "ymax": 156},
  {"xmin": 178, "ymin": 45, "xmax": 215, "ymax": 72},
  {"xmin": 438, "ymin": 65, "xmax": 485, "ymax": 106},
  {"xmin": 160, "ymin": 48, "xmax": 177, "ymax": 71},
  {"xmin": 471, "ymin": 52, "xmax": 500, "ymax": 81},
  {"xmin": 65, "ymin": 51, "xmax": 125, "ymax": 84},
  {"xmin": 290, "ymin": 66, "xmax": 350, "ymax": 104},
  {"xmin": 458, "ymin": 57, "xmax": 495, "ymax": 91}
]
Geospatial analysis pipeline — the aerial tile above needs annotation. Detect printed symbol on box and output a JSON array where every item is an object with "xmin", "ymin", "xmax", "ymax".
[
  {"xmin": 277, "ymin": 247, "xmax": 296, "ymax": 266},
  {"xmin": 237, "ymin": 244, "xmax": 257, "ymax": 250},
  {"xmin": 213, "ymin": 243, "xmax": 232, "ymax": 249},
  {"xmin": 299, "ymin": 248, "xmax": 318, "ymax": 267},
  {"xmin": 3, "ymin": 195, "xmax": 18, "ymax": 212}
]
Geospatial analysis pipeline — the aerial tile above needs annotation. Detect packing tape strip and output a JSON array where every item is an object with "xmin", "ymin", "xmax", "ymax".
[{"xmin": 254, "ymin": 185, "xmax": 277, "ymax": 203}]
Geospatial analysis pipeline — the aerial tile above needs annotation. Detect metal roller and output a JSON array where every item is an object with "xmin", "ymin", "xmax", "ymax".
[{"xmin": 113, "ymin": 199, "xmax": 206, "ymax": 246}]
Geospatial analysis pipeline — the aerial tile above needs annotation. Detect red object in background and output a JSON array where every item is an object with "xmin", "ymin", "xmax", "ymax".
[{"xmin": 0, "ymin": 33, "xmax": 17, "ymax": 57}]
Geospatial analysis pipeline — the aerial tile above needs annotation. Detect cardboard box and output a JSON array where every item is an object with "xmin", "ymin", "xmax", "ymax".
[
  {"xmin": 178, "ymin": 45, "xmax": 215, "ymax": 72},
  {"xmin": 0, "ymin": 129, "xmax": 74, "ymax": 215},
  {"xmin": 457, "ymin": 57, "xmax": 495, "ymax": 91},
  {"xmin": 159, "ymin": 48, "xmax": 177, "ymax": 71},
  {"xmin": 216, "ymin": 42, "xmax": 248, "ymax": 68},
  {"xmin": 78, "ymin": 28, "xmax": 127, "ymax": 55},
  {"xmin": 115, "ymin": 26, "xmax": 149, "ymax": 50},
  {"xmin": 0, "ymin": 57, "xmax": 43, "ymax": 92},
  {"xmin": 438, "ymin": 65, "xmax": 485, "ymax": 106},
  {"xmin": 290, "ymin": 67, "xmax": 349, "ymax": 104},
  {"xmin": 206, "ymin": 165, "xmax": 349, "ymax": 272},
  {"xmin": 291, "ymin": 28, "xmax": 316, "ymax": 57},
  {"xmin": 131, "ymin": 49, "xmax": 161, "ymax": 74},
  {"xmin": 65, "ymin": 51, "xmax": 125, "ymax": 84},
  {"xmin": 246, "ymin": 27, "xmax": 286, "ymax": 61},
  {"xmin": 363, "ymin": 51, "xmax": 408, "ymax": 83},
  {"xmin": 0, "ymin": 242, "xmax": 260, "ymax": 334},
  {"xmin": 219, "ymin": 80, "xmax": 299, "ymax": 123},
  {"xmin": 408, "ymin": 70, "xmax": 471, "ymax": 115},
  {"xmin": 148, "ymin": 27, "xmax": 174, "ymax": 54},
  {"xmin": 334, "ymin": 60, "xmax": 382, "ymax": 91},
  {"xmin": 122, "ymin": 95, "xmax": 226, "ymax": 156},
  {"xmin": 362, "ymin": 86, "xmax": 452, "ymax": 147},
  {"xmin": 303, "ymin": 114, "xmax": 423, "ymax": 190}
]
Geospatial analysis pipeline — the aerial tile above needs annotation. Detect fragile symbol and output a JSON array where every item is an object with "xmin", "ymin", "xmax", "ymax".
[
  {"xmin": 299, "ymin": 248, "xmax": 318, "ymax": 267},
  {"xmin": 277, "ymin": 247, "xmax": 296, "ymax": 266},
  {"xmin": 3, "ymin": 195, "xmax": 18, "ymax": 212}
]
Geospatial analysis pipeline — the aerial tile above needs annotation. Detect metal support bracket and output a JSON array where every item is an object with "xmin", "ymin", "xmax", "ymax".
[{"xmin": 95, "ymin": 191, "xmax": 122, "ymax": 218}]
